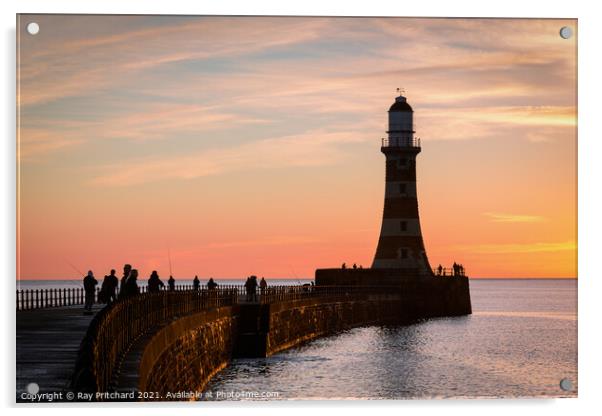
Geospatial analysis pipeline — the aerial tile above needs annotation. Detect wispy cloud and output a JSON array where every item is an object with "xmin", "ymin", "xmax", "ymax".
[
  {"xmin": 483, "ymin": 212, "xmax": 547, "ymax": 223},
  {"xmin": 454, "ymin": 240, "xmax": 576, "ymax": 254},
  {"xmin": 18, "ymin": 16, "xmax": 331, "ymax": 106},
  {"xmin": 90, "ymin": 128, "xmax": 367, "ymax": 186}
]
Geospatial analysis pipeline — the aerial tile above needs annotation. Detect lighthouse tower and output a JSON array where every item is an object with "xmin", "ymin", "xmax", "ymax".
[{"xmin": 372, "ymin": 93, "xmax": 433, "ymax": 276}]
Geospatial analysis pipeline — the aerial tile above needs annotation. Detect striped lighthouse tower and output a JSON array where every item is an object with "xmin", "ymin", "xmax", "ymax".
[{"xmin": 372, "ymin": 92, "xmax": 433, "ymax": 276}]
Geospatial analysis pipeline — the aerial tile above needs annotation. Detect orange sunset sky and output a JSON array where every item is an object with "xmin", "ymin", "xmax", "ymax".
[{"xmin": 17, "ymin": 16, "xmax": 577, "ymax": 280}]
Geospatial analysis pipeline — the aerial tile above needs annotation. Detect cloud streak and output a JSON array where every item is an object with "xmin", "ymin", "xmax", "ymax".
[
  {"xmin": 483, "ymin": 212, "xmax": 547, "ymax": 223},
  {"xmin": 454, "ymin": 240, "xmax": 576, "ymax": 254},
  {"xmin": 90, "ymin": 129, "xmax": 367, "ymax": 186}
]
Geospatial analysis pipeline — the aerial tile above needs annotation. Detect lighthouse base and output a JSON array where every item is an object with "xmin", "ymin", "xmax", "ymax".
[{"xmin": 315, "ymin": 268, "xmax": 472, "ymax": 319}]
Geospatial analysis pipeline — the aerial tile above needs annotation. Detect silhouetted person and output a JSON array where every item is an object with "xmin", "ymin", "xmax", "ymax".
[
  {"xmin": 193, "ymin": 275, "xmax": 200, "ymax": 291},
  {"xmin": 83, "ymin": 270, "xmax": 97, "ymax": 313},
  {"xmin": 453, "ymin": 262, "xmax": 459, "ymax": 276},
  {"xmin": 359, "ymin": 265, "xmax": 363, "ymax": 269},
  {"xmin": 244, "ymin": 276, "xmax": 257, "ymax": 302},
  {"xmin": 244, "ymin": 277, "xmax": 252, "ymax": 301},
  {"xmin": 207, "ymin": 277, "xmax": 218, "ymax": 290},
  {"xmin": 352, "ymin": 263, "xmax": 357, "ymax": 269},
  {"xmin": 168, "ymin": 275, "xmax": 175, "ymax": 291},
  {"xmin": 121, "ymin": 269, "xmax": 140, "ymax": 298},
  {"xmin": 437, "ymin": 264, "xmax": 443, "ymax": 276},
  {"xmin": 341, "ymin": 262, "xmax": 346, "ymax": 270},
  {"xmin": 251, "ymin": 276, "xmax": 258, "ymax": 301},
  {"xmin": 148, "ymin": 270, "xmax": 164, "ymax": 293},
  {"xmin": 120, "ymin": 264, "xmax": 132, "ymax": 298},
  {"xmin": 259, "ymin": 277, "xmax": 267, "ymax": 298},
  {"xmin": 100, "ymin": 269, "xmax": 118, "ymax": 304},
  {"xmin": 459, "ymin": 264, "xmax": 465, "ymax": 276}
]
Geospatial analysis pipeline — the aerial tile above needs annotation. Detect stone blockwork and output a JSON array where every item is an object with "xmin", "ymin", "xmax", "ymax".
[
  {"xmin": 138, "ymin": 306, "xmax": 237, "ymax": 398},
  {"xmin": 265, "ymin": 295, "xmax": 402, "ymax": 355}
]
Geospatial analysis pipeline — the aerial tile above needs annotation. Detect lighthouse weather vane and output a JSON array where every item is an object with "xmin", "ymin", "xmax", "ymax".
[{"xmin": 397, "ymin": 87, "xmax": 405, "ymax": 96}]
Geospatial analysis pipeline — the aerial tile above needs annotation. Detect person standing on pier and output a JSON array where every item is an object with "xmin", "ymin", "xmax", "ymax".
[
  {"xmin": 207, "ymin": 277, "xmax": 218, "ymax": 290},
  {"xmin": 148, "ymin": 271, "xmax": 165, "ymax": 293},
  {"xmin": 168, "ymin": 275, "xmax": 176, "ymax": 291},
  {"xmin": 193, "ymin": 275, "xmax": 200, "ymax": 291},
  {"xmin": 120, "ymin": 264, "xmax": 132, "ymax": 298},
  {"xmin": 260, "ymin": 277, "xmax": 267, "ymax": 295},
  {"xmin": 100, "ymin": 269, "xmax": 118, "ymax": 304},
  {"xmin": 249, "ymin": 276, "xmax": 259, "ymax": 302},
  {"xmin": 83, "ymin": 270, "xmax": 98, "ymax": 313},
  {"xmin": 244, "ymin": 277, "xmax": 253, "ymax": 301},
  {"xmin": 122, "ymin": 269, "xmax": 140, "ymax": 298}
]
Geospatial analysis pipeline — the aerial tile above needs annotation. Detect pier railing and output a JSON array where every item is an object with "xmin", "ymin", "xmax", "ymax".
[
  {"xmin": 258, "ymin": 285, "xmax": 398, "ymax": 304},
  {"xmin": 71, "ymin": 288, "xmax": 238, "ymax": 393},
  {"xmin": 16, "ymin": 284, "xmax": 244, "ymax": 311},
  {"xmin": 432, "ymin": 265, "xmax": 467, "ymax": 277},
  {"xmin": 16, "ymin": 283, "xmax": 404, "ymax": 311},
  {"xmin": 16, "ymin": 287, "xmax": 99, "ymax": 311}
]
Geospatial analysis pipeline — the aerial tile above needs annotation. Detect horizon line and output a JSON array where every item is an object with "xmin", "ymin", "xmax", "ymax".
[{"xmin": 16, "ymin": 276, "xmax": 578, "ymax": 281}]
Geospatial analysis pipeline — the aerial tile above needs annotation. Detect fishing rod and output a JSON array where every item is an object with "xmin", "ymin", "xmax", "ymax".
[
  {"xmin": 167, "ymin": 247, "xmax": 173, "ymax": 277},
  {"xmin": 63, "ymin": 259, "xmax": 88, "ymax": 287},
  {"xmin": 65, "ymin": 258, "xmax": 85, "ymax": 277},
  {"xmin": 289, "ymin": 264, "xmax": 301, "ymax": 285}
]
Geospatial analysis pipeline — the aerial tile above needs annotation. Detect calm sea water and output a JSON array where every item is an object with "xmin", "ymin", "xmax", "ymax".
[{"xmin": 205, "ymin": 279, "xmax": 577, "ymax": 400}]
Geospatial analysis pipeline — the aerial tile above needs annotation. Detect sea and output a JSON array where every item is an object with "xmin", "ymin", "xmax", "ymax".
[{"xmin": 16, "ymin": 278, "xmax": 577, "ymax": 399}]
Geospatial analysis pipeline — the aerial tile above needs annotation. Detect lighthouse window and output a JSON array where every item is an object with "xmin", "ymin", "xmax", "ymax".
[{"xmin": 400, "ymin": 221, "xmax": 407, "ymax": 231}]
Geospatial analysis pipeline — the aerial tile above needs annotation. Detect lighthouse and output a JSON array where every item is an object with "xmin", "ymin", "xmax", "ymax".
[{"xmin": 371, "ymin": 93, "xmax": 433, "ymax": 276}]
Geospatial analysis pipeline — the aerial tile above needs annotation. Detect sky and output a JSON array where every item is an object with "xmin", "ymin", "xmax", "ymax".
[{"xmin": 17, "ymin": 15, "xmax": 577, "ymax": 280}]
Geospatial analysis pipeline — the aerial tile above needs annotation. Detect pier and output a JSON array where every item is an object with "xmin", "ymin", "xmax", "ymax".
[{"xmin": 16, "ymin": 275, "xmax": 471, "ymax": 402}]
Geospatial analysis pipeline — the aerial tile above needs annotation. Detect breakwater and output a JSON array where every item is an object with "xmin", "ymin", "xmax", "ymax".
[{"xmin": 68, "ymin": 276, "xmax": 471, "ymax": 400}]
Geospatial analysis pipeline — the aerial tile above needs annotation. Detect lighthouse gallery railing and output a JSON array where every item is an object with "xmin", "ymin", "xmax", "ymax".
[{"xmin": 381, "ymin": 137, "xmax": 421, "ymax": 148}]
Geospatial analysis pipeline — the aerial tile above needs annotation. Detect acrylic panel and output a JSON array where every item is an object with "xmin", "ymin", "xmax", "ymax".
[{"xmin": 16, "ymin": 15, "xmax": 577, "ymax": 402}]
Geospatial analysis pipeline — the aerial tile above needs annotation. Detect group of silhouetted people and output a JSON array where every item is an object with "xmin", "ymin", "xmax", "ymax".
[
  {"xmin": 341, "ymin": 263, "xmax": 363, "ymax": 270},
  {"xmin": 244, "ymin": 275, "xmax": 267, "ymax": 302},
  {"xmin": 435, "ymin": 262, "xmax": 465, "ymax": 277},
  {"xmin": 82, "ymin": 263, "xmax": 224, "ymax": 313}
]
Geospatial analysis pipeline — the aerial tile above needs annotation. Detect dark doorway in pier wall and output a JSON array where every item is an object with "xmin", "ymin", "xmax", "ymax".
[{"xmin": 234, "ymin": 304, "xmax": 269, "ymax": 358}]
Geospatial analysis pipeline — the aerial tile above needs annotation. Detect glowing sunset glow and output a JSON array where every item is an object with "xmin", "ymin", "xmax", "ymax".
[{"xmin": 17, "ymin": 16, "xmax": 576, "ymax": 280}]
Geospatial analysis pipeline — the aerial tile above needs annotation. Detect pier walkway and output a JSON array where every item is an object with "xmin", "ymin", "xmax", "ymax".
[{"xmin": 16, "ymin": 304, "xmax": 103, "ymax": 399}]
